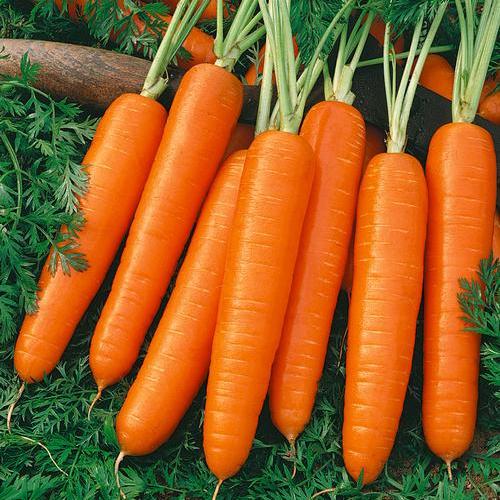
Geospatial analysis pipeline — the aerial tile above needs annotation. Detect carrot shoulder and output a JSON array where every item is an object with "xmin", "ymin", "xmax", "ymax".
[
  {"xmin": 117, "ymin": 150, "xmax": 246, "ymax": 457},
  {"xmin": 14, "ymin": 94, "xmax": 167, "ymax": 382}
]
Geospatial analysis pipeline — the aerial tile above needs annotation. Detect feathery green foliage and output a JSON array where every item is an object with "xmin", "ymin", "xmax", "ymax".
[{"xmin": 0, "ymin": 2, "xmax": 499, "ymax": 499}]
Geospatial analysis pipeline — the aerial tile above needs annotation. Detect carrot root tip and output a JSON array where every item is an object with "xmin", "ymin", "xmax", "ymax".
[
  {"xmin": 288, "ymin": 439, "xmax": 297, "ymax": 479},
  {"xmin": 17, "ymin": 434, "xmax": 68, "ymax": 476},
  {"xmin": 446, "ymin": 461, "xmax": 453, "ymax": 481},
  {"xmin": 311, "ymin": 487, "xmax": 335, "ymax": 499},
  {"xmin": 212, "ymin": 479, "xmax": 223, "ymax": 500},
  {"xmin": 87, "ymin": 387, "xmax": 103, "ymax": 419},
  {"xmin": 6, "ymin": 381, "xmax": 25, "ymax": 432},
  {"xmin": 114, "ymin": 451, "xmax": 127, "ymax": 499}
]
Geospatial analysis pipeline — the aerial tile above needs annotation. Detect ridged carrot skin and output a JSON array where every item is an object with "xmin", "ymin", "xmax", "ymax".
[
  {"xmin": 342, "ymin": 124, "xmax": 386, "ymax": 292},
  {"xmin": 204, "ymin": 130, "xmax": 315, "ymax": 481},
  {"xmin": 343, "ymin": 152, "xmax": 428, "ymax": 485},
  {"xmin": 423, "ymin": 123, "xmax": 496, "ymax": 465},
  {"xmin": 14, "ymin": 94, "xmax": 167, "ymax": 382},
  {"xmin": 419, "ymin": 54, "xmax": 454, "ymax": 100},
  {"xmin": 269, "ymin": 101, "xmax": 366, "ymax": 443},
  {"xmin": 89, "ymin": 64, "xmax": 243, "ymax": 392},
  {"xmin": 223, "ymin": 123, "xmax": 255, "ymax": 160},
  {"xmin": 117, "ymin": 150, "xmax": 246, "ymax": 457}
]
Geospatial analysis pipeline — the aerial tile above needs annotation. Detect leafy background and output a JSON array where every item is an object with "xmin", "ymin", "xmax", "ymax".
[{"xmin": 0, "ymin": 1, "xmax": 499, "ymax": 498}]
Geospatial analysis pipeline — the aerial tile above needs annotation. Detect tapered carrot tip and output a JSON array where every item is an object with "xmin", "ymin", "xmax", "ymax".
[
  {"xmin": 6, "ymin": 381, "xmax": 25, "ymax": 432},
  {"xmin": 212, "ymin": 479, "xmax": 223, "ymax": 500},
  {"xmin": 446, "ymin": 460, "xmax": 453, "ymax": 481},
  {"xmin": 287, "ymin": 439, "xmax": 297, "ymax": 479},
  {"xmin": 311, "ymin": 487, "xmax": 335, "ymax": 498},
  {"xmin": 87, "ymin": 387, "xmax": 103, "ymax": 419},
  {"xmin": 114, "ymin": 451, "xmax": 127, "ymax": 499}
]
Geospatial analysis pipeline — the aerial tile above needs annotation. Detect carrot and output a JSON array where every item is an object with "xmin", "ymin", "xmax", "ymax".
[
  {"xmin": 342, "ymin": 123, "xmax": 385, "ymax": 293},
  {"xmin": 419, "ymin": 54, "xmax": 454, "ymax": 100},
  {"xmin": 493, "ymin": 211, "xmax": 500, "ymax": 259},
  {"xmin": 115, "ymin": 150, "xmax": 245, "ymax": 458},
  {"xmin": 204, "ymin": 130, "xmax": 314, "ymax": 481},
  {"xmin": 343, "ymin": 153, "xmax": 428, "ymax": 484},
  {"xmin": 422, "ymin": 1, "xmax": 498, "ymax": 476},
  {"xmin": 268, "ymin": 5, "xmax": 378, "ymax": 450},
  {"xmin": 89, "ymin": 63, "xmax": 242, "ymax": 392},
  {"xmin": 423, "ymin": 123, "xmax": 496, "ymax": 469},
  {"xmin": 53, "ymin": 0, "xmax": 215, "ymax": 68},
  {"xmin": 13, "ymin": 94, "xmax": 166, "ymax": 384},
  {"xmin": 342, "ymin": 2, "xmax": 447, "ymax": 485},
  {"xmin": 223, "ymin": 123, "xmax": 255, "ymax": 160},
  {"xmin": 89, "ymin": 0, "xmax": 262, "ymax": 403},
  {"xmin": 203, "ymin": 0, "xmax": 348, "ymax": 486},
  {"xmin": 478, "ymin": 89, "xmax": 500, "ymax": 124},
  {"xmin": 269, "ymin": 100, "xmax": 365, "ymax": 446}
]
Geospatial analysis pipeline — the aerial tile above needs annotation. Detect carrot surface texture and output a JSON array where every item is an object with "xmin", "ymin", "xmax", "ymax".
[
  {"xmin": 341, "ymin": 124, "xmax": 386, "ymax": 293},
  {"xmin": 423, "ymin": 0, "xmax": 498, "ymax": 477},
  {"xmin": 342, "ymin": 2, "xmax": 449, "ymax": 485},
  {"xmin": 53, "ymin": 0, "xmax": 215, "ymax": 68},
  {"xmin": 89, "ymin": 0, "xmax": 264, "ymax": 410},
  {"xmin": 115, "ymin": 149, "xmax": 245, "ymax": 460},
  {"xmin": 270, "ymin": 2, "xmax": 375, "ymax": 453},
  {"xmin": 10, "ymin": 0, "xmax": 204, "ymax": 418},
  {"xmin": 203, "ymin": 0, "xmax": 350, "ymax": 490}
]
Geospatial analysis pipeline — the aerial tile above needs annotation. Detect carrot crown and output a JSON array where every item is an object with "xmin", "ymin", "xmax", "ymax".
[
  {"xmin": 213, "ymin": 0, "xmax": 266, "ymax": 72},
  {"xmin": 452, "ymin": 0, "xmax": 500, "ymax": 123},
  {"xmin": 382, "ymin": 0, "xmax": 449, "ymax": 153},
  {"xmin": 257, "ymin": 0, "xmax": 352, "ymax": 134},
  {"xmin": 141, "ymin": 0, "xmax": 210, "ymax": 99}
]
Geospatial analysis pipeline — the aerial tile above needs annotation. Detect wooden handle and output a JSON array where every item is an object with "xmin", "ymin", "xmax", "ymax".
[{"xmin": 1, "ymin": 38, "xmax": 498, "ymax": 162}]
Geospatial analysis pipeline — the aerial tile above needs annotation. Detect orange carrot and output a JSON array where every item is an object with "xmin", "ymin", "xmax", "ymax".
[
  {"xmin": 419, "ymin": 54, "xmax": 454, "ymax": 100},
  {"xmin": 269, "ymin": 101, "xmax": 366, "ymax": 445},
  {"xmin": 493, "ymin": 211, "xmax": 500, "ymax": 259},
  {"xmin": 223, "ymin": 123, "xmax": 255, "ymax": 160},
  {"xmin": 423, "ymin": 123, "xmax": 496, "ymax": 470},
  {"xmin": 14, "ymin": 94, "xmax": 167, "ymax": 383},
  {"xmin": 116, "ymin": 150, "xmax": 245, "ymax": 457},
  {"xmin": 204, "ymin": 130, "xmax": 315, "ymax": 481},
  {"xmin": 342, "ymin": 3, "xmax": 448, "ymax": 485},
  {"xmin": 89, "ymin": 63, "xmax": 242, "ymax": 394},
  {"xmin": 342, "ymin": 124, "xmax": 385, "ymax": 292},
  {"xmin": 478, "ymin": 89, "xmax": 500, "ymax": 124},
  {"xmin": 343, "ymin": 152, "xmax": 428, "ymax": 484},
  {"xmin": 422, "ymin": 2, "xmax": 498, "ymax": 476}
]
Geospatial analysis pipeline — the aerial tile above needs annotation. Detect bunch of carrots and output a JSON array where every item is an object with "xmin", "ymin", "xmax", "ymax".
[{"xmin": 7, "ymin": 0, "xmax": 499, "ymax": 497}]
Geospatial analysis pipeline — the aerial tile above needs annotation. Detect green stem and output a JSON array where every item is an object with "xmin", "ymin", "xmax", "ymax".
[
  {"xmin": 0, "ymin": 132, "xmax": 23, "ymax": 229},
  {"xmin": 255, "ymin": 33, "xmax": 274, "ymax": 135},
  {"xmin": 357, "ymin": 44, "xmax": 453, "ymax": 68},
  {"xmin": 141, "ymin": 0, "xmax": 210, "ymax": 99},
  {"xmin": 453, "ymin": 0, "xmax": 500, "ymax": 122},
  {"xmin": 387, "ymin": 2, "xmax": 449, "ymax": 153}
]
